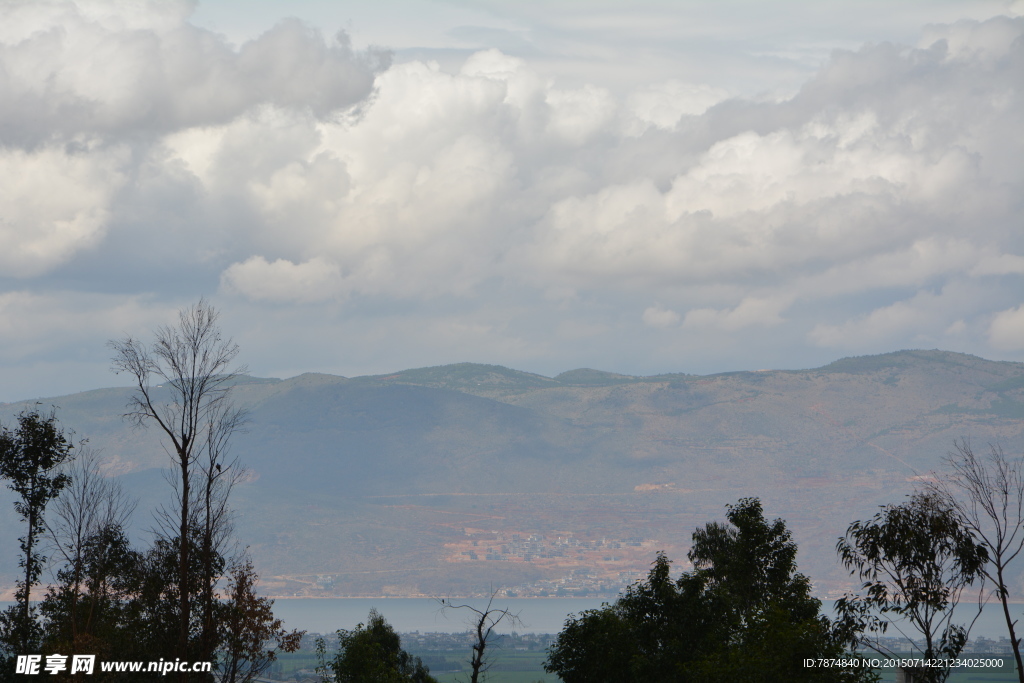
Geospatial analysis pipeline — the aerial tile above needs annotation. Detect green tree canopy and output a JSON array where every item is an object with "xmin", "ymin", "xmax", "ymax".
[
  {"xmin": 837, "ymin": 492, "xmax": 988, "ymax": 683},
  {"xmin": 317, "ymin": 609, "xmax": 437, "ymax": 683},
  {"xmin": 0, "ymin": 408, "xmax": 74, "ymax": 676},
  {"xmin": 545, "ymin": 498, "xmax": 873, "ymax": 683}
]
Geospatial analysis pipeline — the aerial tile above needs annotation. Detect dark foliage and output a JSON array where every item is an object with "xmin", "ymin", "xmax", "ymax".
[
  {"xmin": 316, "ymin": 609, "xmax": 438, "ymax": 683},
  {"xmin": 836, "ymin": 492, "xmax": 988, "ymax": 683},
  {"xmin": 545, "ymin": 498, "xmax": 874, "ymax": 683},
  {"xmin": 216, "ymin": 558, "xmax": 304, "ymax": 683},
  {"xmin": 0, "ymin": 409, "xmax": 74, "ymax": 677}
]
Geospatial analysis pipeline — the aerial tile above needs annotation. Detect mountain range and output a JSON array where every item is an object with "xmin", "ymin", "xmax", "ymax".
[{"xmin": 2, "ymin": 349, "xmax": 1023, "ymax": 599}]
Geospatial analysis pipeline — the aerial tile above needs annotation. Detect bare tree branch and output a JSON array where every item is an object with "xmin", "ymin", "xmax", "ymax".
[
  {"xmin": 927, "ymin": 440, "xmax": 1024, "ymax": 683},
  {"xmin": 108, "ymin": 298, "xmax": 246, "ymax": 680},
  {"xmin": 437, "ymin": 588, "xmax": 523, "ymax": 683},
  {"xmin": 45, "ymin": 447, "xmax": 137, "ymax": 647}
]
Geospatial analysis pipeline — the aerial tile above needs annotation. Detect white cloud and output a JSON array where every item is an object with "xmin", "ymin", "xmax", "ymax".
[
  {"xmin": 0, "ymin": 144, "xmax": 127, "ymax": 277},
  {"xmin": 793, "ymin": 239, "xmax": 1020, "ymax": 300},
  {"xmin": 683, "ymin": 296, "xmax": 792, "ymax": 332},
  {"xmin": 0, "ymin": 1, "xmax": 386, "ymax": 282},
  {"xmin": 0, "ymin": 5, "xmax": 1022, "ymax": 398},
  {"xmin": 919, "ymin": 14, "xmax": 1024, "ymax": 62},
  {"xmin": 808, "ymin": 284, "xmax": 986, "ymax": 348},
  {"xmin": 810, "ymin": 298, "xmax": 934, "ymax": 348},
  {"xmin": 545, "ymin": 85, "xmax": 617, "ymax": 144},
  {"xmin": 989, "ymin": 305, "xmax": 1024, "ymax": 350},
  {"xmin": 969, "ymin": 253, "xmax": 1024, "ymax": 276},
  {"xmin": 144, "ymin": 15, "xmax": 1013, "ymax": 315},
  {"xmin": 626, "ymin": 81, "xmax": 730, "ymax": 133},
  {"xmin": 221, "ymin": 257, "xmax": 344, "ymax": 304},
  {"xmin": 0, "ymin": 1, "xmax": 385, "ymax": 145},
  {"xmin": 945, "ymin": 319, "xmax": 967, "ymax": 336},
  {"xmin": 642, "ymin": 305, "xmax": 681, "ymax": 328},
  {"xmin": 0, "ymin": 290, "xmax": 171, "ymax": 359}
]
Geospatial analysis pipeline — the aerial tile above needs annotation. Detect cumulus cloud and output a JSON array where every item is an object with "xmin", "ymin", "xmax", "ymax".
[
  {"xmin": 0, "ymin": 143, "xmax": 128, "ymax": 276},
  {"xmin": 810, "ymin": 297, "xmax": 938, "ymax": 348},
  {"xmin": 0, "ymin": 1, "xmax": 388, "ymax": 144},
  {"xmin": 0, "ymin": 290, "xmax": 171, "ymax": 359},
  {"xmin": 183, "ymin": 13, "xmax": 1020, "ymax": 311},
  {"xmin": 626, "ymin": 81, "xmax": 730, "ymax": 133},
  {"xmin": 545, "ymin": 85, "xmax": 617, "ymax": 144},
  {"xmin": 683, "ymin": 296, "xmax": 792, "ymax": 332},
  {"xmin": 221, "ymin": 256, "xmax": 344, "ymax": 303},
  {"xmin": 0, "ymin": 0, "xmax": 387, "ymax": 281},
  {"xmin": 918, "ymin": 13, "xmax": 1024, "ymax": 61},
  {"xmin": 990, "ymin": 305, "xmax": 1024, "ymax": 350},
  {"xmin": 642, "ymin": 305, "xmax": 681, "ymax": 328},
  {"xmin": 784, "ymin": 239, "xmax": 1016, "ymax": 302},
  {"xmin": 0, "ymin": 5, "xmax": 1022, "ymax": 398},
  {"xmin": 808, "ymin": 282, "xmax": 991, "ymax": 349}
]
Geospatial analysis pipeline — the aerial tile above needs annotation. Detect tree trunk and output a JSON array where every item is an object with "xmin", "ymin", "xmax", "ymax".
[
  {"xmin": 23, "ymin": 499, "xmax": 36, "ymax": 652},
  {"xmin": 997, "ymin": 566, "xmax": 1024, "ymax": 683},
  {"xmin": 179, "ymin": 450, "xmax": 191, "ymax": 683}
]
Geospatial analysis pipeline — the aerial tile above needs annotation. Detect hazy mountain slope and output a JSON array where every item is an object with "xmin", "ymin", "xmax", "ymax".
[{"xmin": 2, "ymin": 350, "xmax": 1022, "ymax": 598}]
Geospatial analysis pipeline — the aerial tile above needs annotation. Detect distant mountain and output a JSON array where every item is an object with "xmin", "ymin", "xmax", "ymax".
[{"xmin": 2, "ymin": 350, "xmax": 1023, "ymax": 599}]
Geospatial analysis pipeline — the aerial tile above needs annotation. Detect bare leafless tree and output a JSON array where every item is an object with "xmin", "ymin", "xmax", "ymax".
[
  {"xmin": 109, "ymin": 299, "xmax": 246, "ymax": 678},
  {"xmin": 928, "ymin": 440, "xmax": 1024, "ymax": 683},
  {"xmin": 437, "ymin": 589, "xmax": 522, "ymax": 683},
  {"xmin": 46, "ymin": 447, "xmax": 136, "ymax": 647},
  {"xmin": 145, "ymin": 420, "xmax": 246, "ymax": 670},
  {"xmin": 194, "ymin": 401, "xmax": 247, "ymax": 664}
]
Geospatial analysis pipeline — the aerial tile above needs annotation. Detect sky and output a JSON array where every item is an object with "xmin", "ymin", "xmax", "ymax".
[{"xmin": 0, "ymin": 0, "xmax": 1022, "ymax": 402}]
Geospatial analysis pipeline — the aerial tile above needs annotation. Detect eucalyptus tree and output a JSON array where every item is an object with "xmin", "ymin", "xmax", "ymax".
[
  {"xmin": 316, "ymin": 609, "xmax": 437, "ymax": 683},
  {"xmin": 0, "ymin": 409, "xmax": 74, "ymax": 662},
  {"xmin": 546, "ymin": 498, "xmax": 868, "ymax": 683},
  {"xmin": 837, "ymin": 492, "xmax": 988, "ymax": 683}
]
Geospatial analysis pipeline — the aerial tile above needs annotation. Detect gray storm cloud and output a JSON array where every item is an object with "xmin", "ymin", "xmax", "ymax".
[{"xmin": 0, "ymin": 3, "xmax": 1021, "ymax": 401}]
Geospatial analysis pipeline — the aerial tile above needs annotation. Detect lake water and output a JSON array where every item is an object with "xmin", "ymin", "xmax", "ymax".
[
  {"xmin": 5, "ymin": 597, "xmax": 1020, "ymax": 639},
  {"xmin": 269, "ymin": 597, "xmax": 1024, "ymax": 640},
  {"xmin": 0, "ymin": 597, "xmax": 609, "ymax": 635},
  {"xmin": 268, "ymin": 597, "xmax": 608, "ymax": 635}
]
